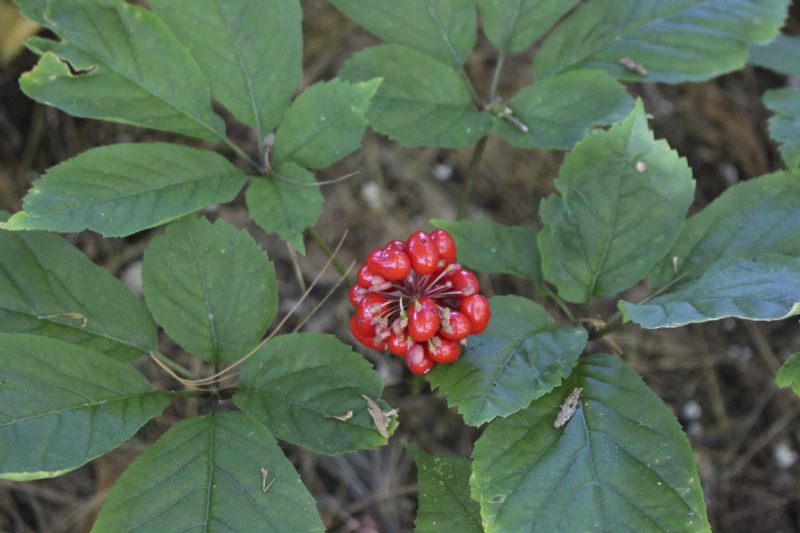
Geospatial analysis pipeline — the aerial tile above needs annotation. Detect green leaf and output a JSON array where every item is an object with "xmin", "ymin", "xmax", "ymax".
[
  {"xmin": 0, "ymin": 334, "xmax": 168, "ymax": 481},
  {"xmin": 329, "ymin": 0, "xmax": 476, "ymax": 67},
  {"xmin": 0, "ymin": 226, "xmax": 157, "ymax": 361},
  {"xmin": 92, "ymin": 411, "xmax": 324, "ymax": 532},
  {"xmin": 340, "ymin": 44, "xmax": 491, "ymax": 148},
  {"xmin": 620, "ymin": 255, "xmax": 800, "ymax": 328},
  {"xmin": 749, "ymin": 34, "xmax": 800, "ymax": 77},
  {"xmin": 428, "ymin": 296, "xmax": 587, "ymax": 426},
  {"xmin": 19, "ymin": 0, "xmax": 225, "ymax": 142},
  {"xmin": 538, "ymin": 100, "xmax": 695, "ymax": 303},
  {"xmin": 776, "ymin": 352, "xmax": 800, "ymax": 397},
  {"xmin": 271, "ymin": 78, "xmax": 379, "ymax": 169},
  {"xmin": 246, "ymin": 163, "xmax": 323, "ymax": 255},
  {"xmin": 149, "ymin": 0, "xmax": 302, "ymax": 142},
  {"xmin": 649, "ymin": 169, "xmax": 800, "ymax": 289},
  {"xmin": 234, "ymin": 333, "xmax": 395, "ymax": 455},
  {"xmin": 406, "ymin": 446, "xmax": 482, "ymax": 533},
  {"xmin": 142, "ymin": 216, "xmax": 277, "ymax": 365},
  {"xmin": 471, "ymin": 354, "xmax": 710, "ymax": 532},
  {"xmin": 478, "ymin": 0, "xmax": 578, "ymax": 54},
  {"xmin": 430, "ymin": 218, "xmax": 541, "ymax": 283},
  {"xmin": 764, "ymin": 88, "xmax": 800, "ymax": 167},
  {"xmin": 1, "ymin": 143, "xmax": 246, "ymax": 237},
  {"xmin": 535, "ymin": 0, "xmax": 790, "ymax": 83},
  {"xmin": 493, "ymin": 70, "xmax": 633, "ymax": 150}
]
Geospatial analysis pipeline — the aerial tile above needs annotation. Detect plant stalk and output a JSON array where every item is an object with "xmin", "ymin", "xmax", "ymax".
[{"xmin": 457, "ymin": 135, "xmax": 489, "ymax": 220}]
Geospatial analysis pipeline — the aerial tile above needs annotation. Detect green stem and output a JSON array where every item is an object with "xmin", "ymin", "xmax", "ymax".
[
  {"xmin": 222, "ymin": 136, "xmax": 262, "ymax": 173},
  {"xmin": 457, "ymin": 135, "xmax": 489, "ymax": 220},
  {"xmin": 488, "ymin": 53, "xmax": 506, "ymax": 103},
  {"xmin": 151, "ymin": 351, "xmax": 199, "ymax": 380},
  {"xmin": 591, "ymin": 318, "xmax": 631, "ymax": 339},
  {"xmin": 306, "ymin": 226, "xmax": 353, "ymax": 283},
  {"xmin": 537, "ymin": 283, "xmax": 576, "ymax": 323}
]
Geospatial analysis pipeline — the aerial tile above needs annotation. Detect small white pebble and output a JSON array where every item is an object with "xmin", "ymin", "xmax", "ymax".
[
  {"xmin": 773, "ymin": 442, "xmax": 799, "ymax": 469},
  {"xmin": 120, "ymin": 261, "xmax": 143, "ymax": 296},
  {"xmin": 432, "ymin": 163, "xmax": 453, "ymax": 182},
  {"xmin": 681, "ymin": 400, "xmax": 702, "ymax": 422},
  {"xmin": 360, "ymin": 181, "xmax": 383, "ymax": 210}
]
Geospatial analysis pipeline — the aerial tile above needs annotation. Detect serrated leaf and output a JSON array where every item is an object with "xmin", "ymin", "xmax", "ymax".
[
  {"xmin": 271, "ymin": 78, "xmax": 379, "ymax": 169},
  {"xmin": 329, "ymin": 0, "xmax": 476, "ymax": 67},
  {"xmin": 0, "ymin": 334, "xmax": 168, "ymax": 481},
  {"xmin": 649, "ymin": 169, "xmax": 800, "ymax": 289},
  {"xmin": 621, "ymin": 255, "xmax": 800, "ymax": 328},
  {"xmin": 18, "ymin": 0, "xmax": 225, "ymax": 142},
  {"xmin": 471, "ymin": 354, "xmax": 710, "ymax": 532},
  {"xmin": 142, "ymin": 216, "xmax": 277, "ymax": 365},
  {"xmin": 478, "ymin": 0, "xmax": 578, "ymax": 54},
  {"xmin": 246, "ymin": 163, "xmax": 323, "ymax": 255},
  {"xmin": 340, "ymin": 44, "xmax": 491, "ymax": 148},
  {"xmin": 535, "ymin": 0, "xmax": 790, "ymax": 83},
  {"xmin": 406, "ymin": 446, "xmax": 482, "ymax": 533},
  {"xmin": 149, "ymin": 0, "xmax": 301, "ymax": 142},
  {"xmin": 764, "ymin": 88, "xmax": 800, "ymax": 167},
  {"xmin": 428, "ymin": 296, "xmax": 587, "ymax": 426},
  {"xmin": 538, "ymin": 100, "xmax": 695, "ymax": 303},
  {"xmin": 233, "ymin": 333, "xmax": 394, "ymax": 455},
  {"xmin": 1, "ymin": 143, "xmax": 246, "ymax": 237},
  {"xmin": 92, "ymin": 411, "xmax": 324, "ymax": 532},
  {"xmin": 493, "ymin": 70, "xmax": 632, "ymax": 150},
  {"xmin": 431, "ymin": 218, "xmax": 541, "ymax": 283},
  {"xmin": 749, "ymin": 34, "xmax": 800, "ymax": 77},
  {"xmin": 776, "ymin": 352, "xmax": 800, "ymax": 397},
  {"xmin": 0, "ymin": 224, "xmax": 156, "ymax": 361}
]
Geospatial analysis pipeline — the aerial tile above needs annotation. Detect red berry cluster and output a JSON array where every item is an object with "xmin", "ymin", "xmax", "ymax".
[{"xmin": 349, "ymin": 230, "xmax": 491, "ymax": 375}]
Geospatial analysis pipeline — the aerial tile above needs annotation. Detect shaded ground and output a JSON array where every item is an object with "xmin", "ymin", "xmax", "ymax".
[{"xmin": 1, "ymin": 1, "xmax": 800, "ymax": 531}]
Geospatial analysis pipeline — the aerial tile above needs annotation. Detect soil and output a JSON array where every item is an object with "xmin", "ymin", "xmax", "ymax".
[{"xmin": 1, "ymin": 1, "xmax": 800, "ymax": 532}]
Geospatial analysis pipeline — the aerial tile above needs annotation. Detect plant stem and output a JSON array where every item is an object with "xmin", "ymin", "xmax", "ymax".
[
  {"xmin": 151, "ymin": 351, "xmax": 199, "ymax": 380},
  {"xmin": 489, "ymin": 53, "xmax": 506, "ymax": 103},
  {"xmin": 222, "ymin": 136, "xmax": 262, "ymax": 172},
  {"xmin": 457, "ymin": 135, "xmax": 489, "ymax": 220},
  {"xmin": 306, "ymin": 226, "xmax": 353, "ymax": 283},
  {"xmin": 537, "ymin": 283, "xmax": 576, "ymax": 323}
]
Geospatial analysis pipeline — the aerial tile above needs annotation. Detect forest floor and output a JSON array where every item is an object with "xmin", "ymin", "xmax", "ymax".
[{"xmin": 1, "ymin": 1, "xmax": 800, "ymax": 531}]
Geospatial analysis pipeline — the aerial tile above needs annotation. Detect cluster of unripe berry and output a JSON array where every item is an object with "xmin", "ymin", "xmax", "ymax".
[{"xmin": 349, "ymin": 230, "xmax": 491, "ymax": 375}]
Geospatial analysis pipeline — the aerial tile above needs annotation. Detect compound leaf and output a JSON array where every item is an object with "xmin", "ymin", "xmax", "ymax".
[
  {"xmin": 471, "ymin": 354, "xmax": 710, "ymax": 532},
  {"xmin": 407, "ymin": 446, "xmax": 482, "ymax": 533},
  {"xmin": 339, "ymin": 44, "xmax": 491, "ymax": 148},
  {"xmin": 621, "ymin": 255, "xmax": 800, "ymax": 328},
  {"xmin": 539, "ymin": 100, "xmax": 694, "ymax": 303},
  {"xmin": 142, "ymin": 216, "xmax": 277, "ymax": 365},
  {"xmin": 431, "ymin": 218, "xmax": 541, "ymax": 283},
  {"xmin": 649, "ymin": 169, "xmax": 800, "ymax": 289},
  {"xmin": 535, "ymin": 0, "xmax": 790, "ymax": 83},
  {"xmin": 0, "ymin": 334, "xmax": 168, "ymax": 481},
  {"xmin": 478, "ymin": 0, "xmax": 578, "ymax": 54},
  {"xmin": 149, "ymin": 0, "xmax": 302, "ymax": 142},
  {"xmin": 428, "ymin": 296, "xmax": 587, "ymax": 426},
  {"xmin": 764, "ymin": 88, "xmax": 800, "ymax": 167},
  {"xmin": 92, "ymin": 411, "xmax": 324, "ymax": 532},
  {"xmin": 271, "ymin": 78, "xmax": 379, "ymax": 169},
  {"xmin": 1, "ymin": 143, "xmax": 246, "ymax": 237},
  {"xmin": 329, "ymin": 0, "xmax": 476, "ymax": 67},
  {"xmin": 234, "ymin": 333, "xmax": 394, "ymax": 455},
  {"xmin": 493, "ymin": 70, "xmax": 633, "ymax": 150},
  {"xmin": 246, "ymin": 163, "xmax": 323, "ymax": 255},
  {"xmin": 0, "ymin": 222, "xmax": 157, "ymax": 361},
  {"xmin": 19, "ymin": 0, "xmax": 225, "ymax": 142},
  {"xmin": 776, "ymin": 352, "xmax": 800, "ymax": 397}
]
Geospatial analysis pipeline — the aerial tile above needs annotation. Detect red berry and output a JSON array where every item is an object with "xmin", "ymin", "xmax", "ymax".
[
  {"xmin": 386, "ymin": 239, "xmax": 406, "ymax": 251},
  {"xmin": 449, "ymin": 269, "xmax": 479, "ymax": 297},
  {"xmin": 354, "ymin": 294, "xmax": 387, "ymax": 336},
  {"xmin": 349, "ymin": 284, "xmax": 367, "ymax": 307},
  {"xmin": 404, "ymin": 231, "xmax": 439, "ymax": 275},
  {"xmin": 407, "ymin": 297, "xmax": 440, "ymax": 342},
  {"xmin": 431, "ymin": 229, "xmax": 457, "ymax": 267},
  {"xmin": 357, "ymin": 265, "xmax": 376, "ymax": 288},
  {"xmin": 350, "ymin": 316, "xmax": 387, "ymax": 351},
  {"xmin": 387, "ymin": 332, "xmax": 410, "ymax": 356},
  {"xmin": 404, "ymin": 344, "xmax": 435, "ymax": 375},
  {"xmin": 367, "ymin": 246, "xmax": 411, "ymax": 281},
  {"xmin": 460, "ymin": 294, "xmax": 491, "ymax": 334},
  {"xmin": 427, "ymin": 336, "xmax": 461, "ymax": 363},
  {"xmin": 440, "ymin": 309, "xmax": 472, "ymax": 341}
]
